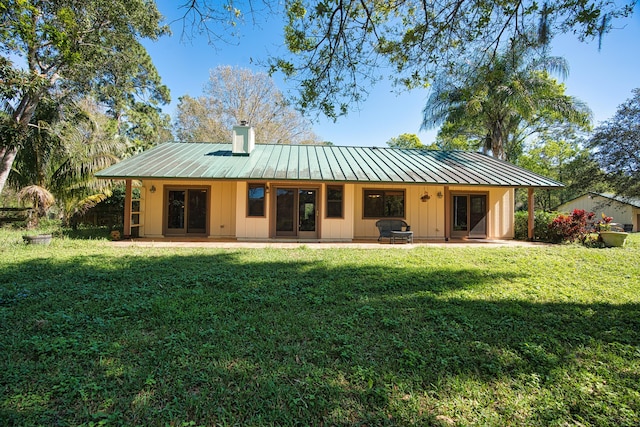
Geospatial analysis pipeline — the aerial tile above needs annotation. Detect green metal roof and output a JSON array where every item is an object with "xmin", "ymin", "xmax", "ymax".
[{"xmin": 96, "ymin": 142, "xmax": 563, "ymax": 188}]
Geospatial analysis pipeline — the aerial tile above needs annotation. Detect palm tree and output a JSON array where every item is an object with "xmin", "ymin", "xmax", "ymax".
[
  {"xmin": 9, "ymin": 96, "xmax": 127, "ymax": 224},
  {"xmin": 422, "ymin": 39, "xmax": 591, "ymax": 162}
]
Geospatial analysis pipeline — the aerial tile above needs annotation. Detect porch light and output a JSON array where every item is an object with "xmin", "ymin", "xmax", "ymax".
[
  {"xmin": 437, "ymin": 191, "xmax": 443, "ymax": 199},
  {"xmin": 149, "ymin": 185, "xmax": 156, "ymax": 193}
]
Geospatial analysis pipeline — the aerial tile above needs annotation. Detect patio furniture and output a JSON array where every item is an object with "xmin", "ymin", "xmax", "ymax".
[{"xmin": 375, "ymin": 219, "xmax": 413, "ymax": 244}]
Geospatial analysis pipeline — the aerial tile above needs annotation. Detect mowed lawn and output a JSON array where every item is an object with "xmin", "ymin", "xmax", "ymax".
[{"xmin": 1, "ymin": 232, "xmax": 639, "ymax": 426}]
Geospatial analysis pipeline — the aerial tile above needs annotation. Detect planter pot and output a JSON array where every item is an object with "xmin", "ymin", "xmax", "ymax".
[
  {"xmin": 23, "ymin": 234, "xmax": 52, "ymax": 245},
  {"xmin": 600, "ymin": 231, "xmax": 629, "ymax": 248}
]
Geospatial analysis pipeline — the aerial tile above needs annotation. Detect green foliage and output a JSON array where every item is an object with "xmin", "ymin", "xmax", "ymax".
[
  {"xmin": 0, "ymin": 0, "xmax": 170, "ymax": 195},
  {"xmin": 263, "ymin": 0, "xmax": 634, "ymax": 118},
  {"xmin": 1, "ymin": 233, "xmax": 640, "ymax": 425},
  {"xmin": 385, "ymin": 133, "xmax": 425, "ymax": 149},
  {"xmin": 8, "ymin": 97, "xmax": 127, "ymax": 224},
  {"xmin": 422, "ymin": 39, "xmax": 592, "ymax": 161},
  {"xmin": 514, "ymin": 210, "xmax": 559, "ymax": 241},
  {"xmin": 589, "ymin": 88, "xmax": 640, "ymax": 198},
  {"xmin": 516, "ymin": 124, "xmax": 607, "ymax": 210}
]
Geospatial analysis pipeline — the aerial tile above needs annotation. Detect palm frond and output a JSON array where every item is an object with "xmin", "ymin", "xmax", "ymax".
[{"xmin": 17, "ymin": 185, "xmax": 55, "ymax": 210}]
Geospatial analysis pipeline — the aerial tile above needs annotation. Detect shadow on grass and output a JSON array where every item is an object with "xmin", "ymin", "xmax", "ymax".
[{"xmin": 1, "ymin": 252, "xmax": 639, "ymax": 425}]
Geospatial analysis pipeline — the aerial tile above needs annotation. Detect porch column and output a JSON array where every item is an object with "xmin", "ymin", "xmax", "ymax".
[
  {"xmin": 124, "ymin": 179, "xmax": 132, "ymax": 238},
  {"xmin": 527, "ymin": 188, "xmax": 534, "ymax": 241},
  {"xmin": 444, "ymin": 186, "xmax": 450, "ymax": 241}
]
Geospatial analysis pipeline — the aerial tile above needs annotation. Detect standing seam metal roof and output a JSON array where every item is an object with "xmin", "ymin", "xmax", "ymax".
[{"xmin": 95, "ymin": 142, "xmax": 563, "ymax": 188}]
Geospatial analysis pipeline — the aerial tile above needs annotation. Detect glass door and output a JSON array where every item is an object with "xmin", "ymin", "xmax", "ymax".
[
  {"xmin": 298, "ymin": 189, "xmax": 317, "ymax": 239},
  {"xmin": 165, "ymin": 188, "xmax": 208, "ymax": 235},
  {"xmin": 276, "ymin": 188, "xmax": 296, "ymax": 236},
  {"xmin": 187, "ymin": 189, "xmax": 207, "ymax": 233},
  {"xmin": 469, "ymin": 195, "xmax": 487, "ymax": 238},
  {"xmin": 451, "ymin": 194, "xmax": 487, "ymax": 239},
  {"xmin": 275, "ymin": 188, "xmax": 318, "ymax": 238}
]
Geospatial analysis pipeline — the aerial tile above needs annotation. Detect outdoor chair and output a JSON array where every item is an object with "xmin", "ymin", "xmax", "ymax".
[{"xmin": 375, "ymin": 219, "xmax": 413, "ymax": 244}]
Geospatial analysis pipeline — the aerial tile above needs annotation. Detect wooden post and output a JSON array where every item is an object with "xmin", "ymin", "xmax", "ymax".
[
  {"xmin": 124, "ymin": 179, "xmax": 132, "ymax": 238},
  {"xmin": 443, "ymin": 186, "xmax": 450, "ymax": 241},
  {"xmin": 527, "ymin": 188, "xmax": 535, "ymax": 241}
]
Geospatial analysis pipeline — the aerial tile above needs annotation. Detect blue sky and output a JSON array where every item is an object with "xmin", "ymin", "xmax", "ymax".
[{"xmin": 144, "ymin": 1, "xmax": 640, "ymax": 147}]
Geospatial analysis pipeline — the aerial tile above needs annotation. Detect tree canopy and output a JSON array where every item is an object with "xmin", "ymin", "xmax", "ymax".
[
  {"xmin": 589, "ymin": 88, "xmax": 640, "ymax": 198},
  {"xmin": 386, "ymin": 133, "xmax": 426, "ymax": 149},
  {"xmin": 175, "ymin": 0, "xmax": 634, "ymax": 119},
  {"xmin": 173, "ymin": 66, "xmax": 321, "ymax": 145},
  {"xmin": 0, "ymin": 0, "xmax": 170, "ymax": 195}
]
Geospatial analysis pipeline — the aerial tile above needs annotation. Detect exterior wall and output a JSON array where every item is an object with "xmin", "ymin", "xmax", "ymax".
[
  {"xmin": 353, "ymin": 184, "xmax": 447, "ymax": 240},
  {"xmin": 137, "ymin": 179, "xmax": 517, "ymax": 240},
  {"xmin": 235, "ymin": 181, "xmax": 270, "ymax": 239},
  {"xmin": 140, "ymin": 179, "xmax": 236, "ymax": 238},
  {"xmin": 353, "ymin": 184, "xmax": 513, "ymax": 240},
  {"xmin": 320, "ymin": 183, "xmax": 355, "ymax": 241},
  {"xmin": 235, "ymin": 181, "xmax": 355, "ymax": 241},
  {"xmin": 558, "ymin": 195, "xmax": 638, "ymax": 231},
  {"xmin": 447, "ymin": 186, "xmax": 515, "ymax": 239}
]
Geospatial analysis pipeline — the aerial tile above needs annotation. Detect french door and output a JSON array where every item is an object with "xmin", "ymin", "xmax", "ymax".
[
  {"xmin": 165, "ymin": 188, "xmax": 208, "ymax": 235},
  {"xmin": 274, "ymin": 188, "xmax": 318, "ymax": 238},
  {"xmin": 451, "ymin": 194, "xmax": 487, "ymax": 239}
]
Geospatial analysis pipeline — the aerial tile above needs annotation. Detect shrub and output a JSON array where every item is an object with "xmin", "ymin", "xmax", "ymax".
[
  {"xmin": 548, "ymin": 209, "xmax": 596, "ymax": 244},
  {"xmin": 514, "ymin": 210, "xmax": 559, "ymax": 242}
]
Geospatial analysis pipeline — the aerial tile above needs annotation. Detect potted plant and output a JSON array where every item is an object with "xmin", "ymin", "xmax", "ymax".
[
  {"xmin": 598, "ymin": 214, "xmax": 629, "ymax": 247},
  {"xmin": 17, "ymin": 185, "xmax": 55, "ymax": 245},
  {"xmin": 22, "ymin": 234, "xmax": 53, "ymax": 245}
]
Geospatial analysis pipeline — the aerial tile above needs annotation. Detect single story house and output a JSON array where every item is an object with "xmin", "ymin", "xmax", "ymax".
[
  {"xmin": 557, "ymin": 192, "xmax": 640, "ymax": 232},
  {"xmin": 96, "ymin": 124, "xmax": 562, "ymax": 242}
]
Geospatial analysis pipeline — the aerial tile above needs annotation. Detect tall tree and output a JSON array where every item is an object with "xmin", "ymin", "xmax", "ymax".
[
  {"xmin": 173, "ymin": 65, "xmax": 321, "ymax": 144},
  {"xmin": 421, "ymin": 40, "xmax": 591, "ymax": 161},
  {"xmin": 588, "ymin": 88, "xmax": 640, "ymax": 198},
  {"xmin": 0, "ymin": 0, "xmax": 170, "ymax": 195}
]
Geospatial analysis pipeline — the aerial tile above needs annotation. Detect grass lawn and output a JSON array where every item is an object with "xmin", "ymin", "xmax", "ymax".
[{"xmin": 1, "ymin": 230, "xmax": 639, "ymax": 426}]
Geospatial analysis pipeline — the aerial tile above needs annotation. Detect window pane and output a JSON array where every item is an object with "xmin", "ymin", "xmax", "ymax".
[
  {"xmin": 167, "ymin": 190, "xmax": 185, "ymax": 229},
  {"xmin": 364, "ymin": 190, "xmax": 404, "ymax": 218},
  {"xmin": 385, "ymin": 191, "xmax": 404, "ymax": 217},
  {"xmin": 276, "ymin": 188, "xmax": 295, "ymax": 232},
  {"xmin": 453, "ymin": 195, "xmax": 468, "ymax": 231},
  {"xmin": 327, "ymin": 185, "xmax": 343, "ymax": 218},
  {"xmin": 188, "ymin": 189, "xmax": 207, "ymax": 232},
  {"xmin": 248, "ymin": 184, "xmax": 265, "ymax": 216},
  {"xmin": 364, "ymin": 190, "xmax": 384, "ymax": 217}
]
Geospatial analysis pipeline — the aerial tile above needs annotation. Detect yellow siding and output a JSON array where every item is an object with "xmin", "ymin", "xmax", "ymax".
[
  {"xmin": 353, "ymin": 184, "xmax": 446, "ymax": 240},
  {"xmin": 140, "ymin": 179, "xmax": 236, "ymax": 238},
  {"xmin": 320, "ymin": 183, "xmax": 355, "ymax": 241},
  {"xmin": 489, "ymin": 187, "xmax": 514, "ymax": 239},
  {"xmin": 210, "ymin": 181, "xmax": 236, "ymax": 238},
  {"xmin": 142, "ymin": 180, "xmax": 163, "ymax": 238},
  {"xmin": 235, "ymin": 181, "xmax": 270, "ymax": 239}
]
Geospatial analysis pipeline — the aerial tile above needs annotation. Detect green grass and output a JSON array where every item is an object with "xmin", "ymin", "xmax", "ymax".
[{"xmin": 1, "ymin": 229, "xmax": 640, "ymax": 426}]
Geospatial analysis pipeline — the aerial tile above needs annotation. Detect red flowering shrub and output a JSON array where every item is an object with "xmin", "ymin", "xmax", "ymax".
[
  {"xmin": 548, "ymin": 209, "xmax": 595, "ymax": 244},
  {"xmin": 598, "ymin": 213, "xmax": 614, "ymax": 230}
]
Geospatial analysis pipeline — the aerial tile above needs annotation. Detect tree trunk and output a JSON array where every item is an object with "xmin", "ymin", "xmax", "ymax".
[
  {"xmin": 0, "ymin": 146, "xmax": 19, "ymax": 195},
  {"xmin": 0, "ymin": 91, "xmax": 43, "ymax": 195}
]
